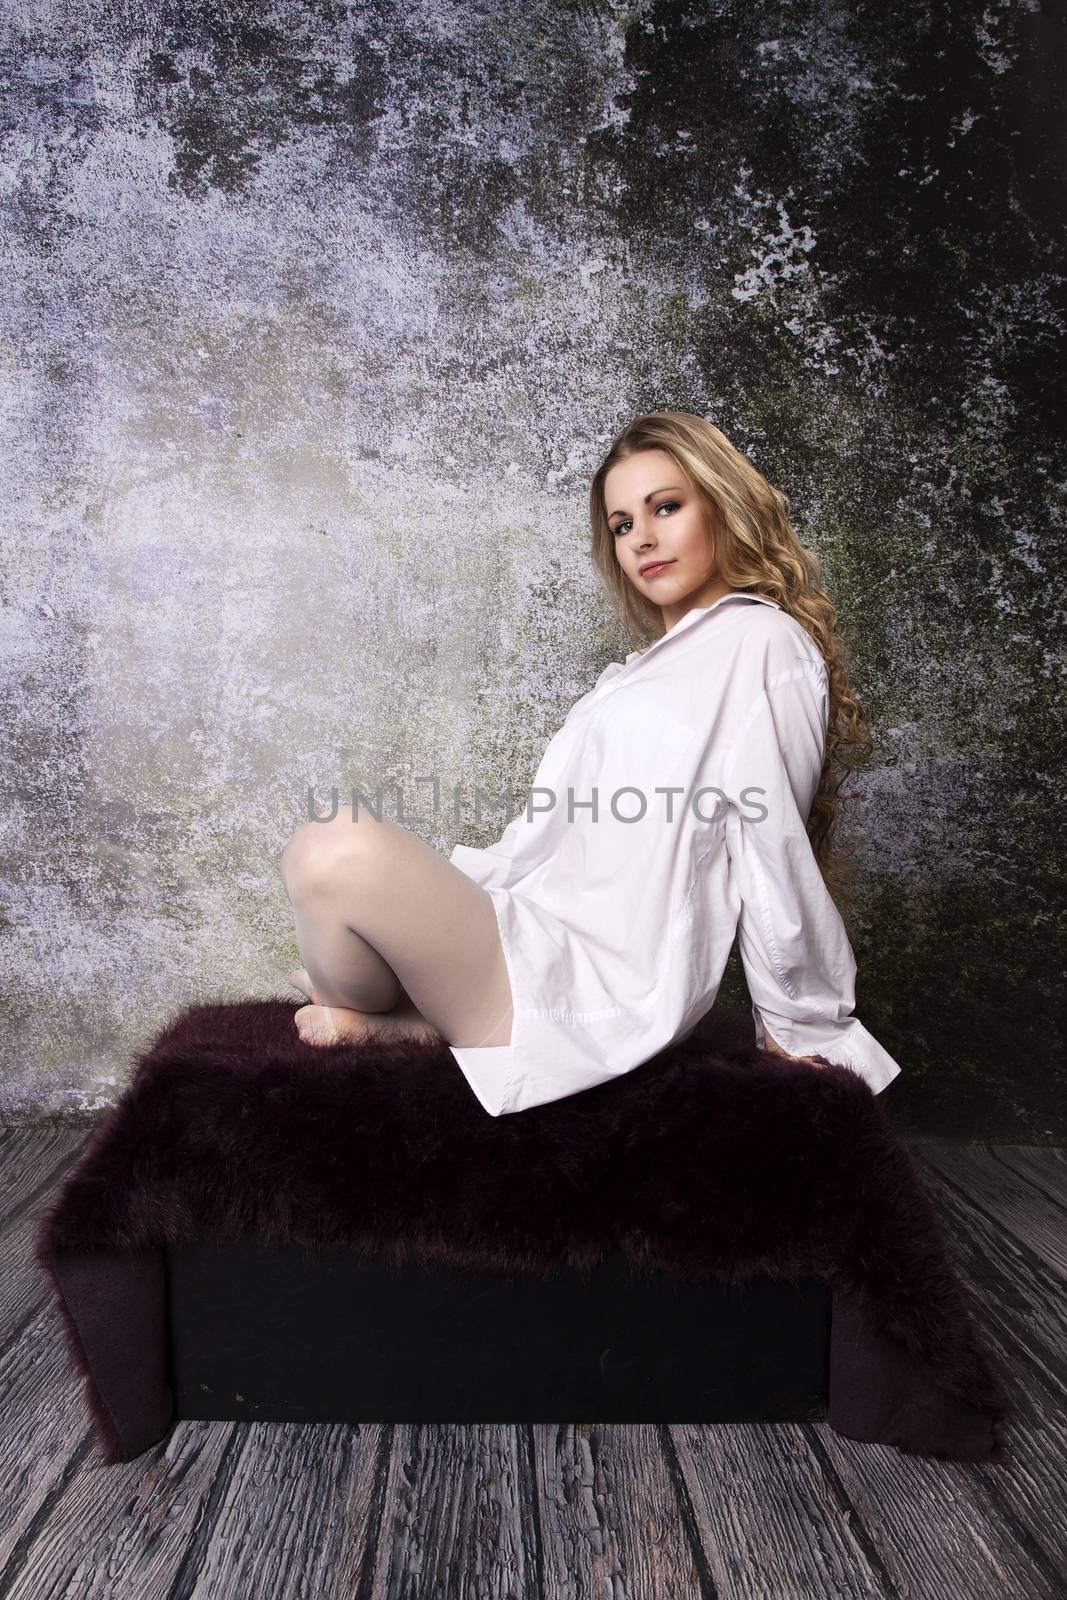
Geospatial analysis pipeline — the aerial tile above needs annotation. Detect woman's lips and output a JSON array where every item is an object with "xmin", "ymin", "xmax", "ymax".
[{"xmin": 640, "ymin": 560, "xmax": 675, "ymax": 577}]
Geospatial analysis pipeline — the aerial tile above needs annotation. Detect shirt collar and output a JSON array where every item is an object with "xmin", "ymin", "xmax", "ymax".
[{"xmin": 624, "ymin": 591, "xmax": 781, "ymax": 664}]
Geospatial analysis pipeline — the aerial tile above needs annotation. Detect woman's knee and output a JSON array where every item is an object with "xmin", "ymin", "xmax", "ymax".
[{"xmin": 279, "ymin": 812, "xmax": 379, "ymax": 896}]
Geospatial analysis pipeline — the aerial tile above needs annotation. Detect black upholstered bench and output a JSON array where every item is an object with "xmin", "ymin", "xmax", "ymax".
[
  {"xmin": 36, "ymin": 999, "xmax": 1011, "ymax": 1464},
  {"xmin": 165, "ymin": 1240, "xmax": 830, "ymax": 1425}
]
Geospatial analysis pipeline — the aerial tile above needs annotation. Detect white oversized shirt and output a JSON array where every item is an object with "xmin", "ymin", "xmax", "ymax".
[{"xmin": 447, "ymin": 591, "xmax": 903, "ymax": 1115}]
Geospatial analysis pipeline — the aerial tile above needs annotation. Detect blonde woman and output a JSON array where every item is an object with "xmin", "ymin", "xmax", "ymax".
[{"xmin": 279, "ymin": 411, "xmax": 902, "ymax": 1115}]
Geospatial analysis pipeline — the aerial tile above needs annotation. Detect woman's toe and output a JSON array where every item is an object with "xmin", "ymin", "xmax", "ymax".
[{"xmin": 294, "ymin": 1003, "xmax": 339, "ymax": 1045}]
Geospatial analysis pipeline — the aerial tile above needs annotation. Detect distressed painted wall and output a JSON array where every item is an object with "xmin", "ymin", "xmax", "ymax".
[{"xmin": 1, "ymin": 0, "xmax": 1063, "ymax": 1137}]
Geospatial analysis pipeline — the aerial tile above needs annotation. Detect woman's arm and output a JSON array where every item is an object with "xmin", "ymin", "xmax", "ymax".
[{"xmin": 721, "ymin": 645, "xmax": 902, "ymax": 1095}]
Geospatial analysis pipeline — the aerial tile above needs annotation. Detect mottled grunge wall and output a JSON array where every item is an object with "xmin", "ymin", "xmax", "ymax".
[{"xmin": 1, "ymin": 1, "xmax": 1063, "ymax": 1137}]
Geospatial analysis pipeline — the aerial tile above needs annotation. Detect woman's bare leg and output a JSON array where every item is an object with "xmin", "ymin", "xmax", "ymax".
[{"xmin": 277, "ymin": 810, "xmax": 513, "ymax": 1049}]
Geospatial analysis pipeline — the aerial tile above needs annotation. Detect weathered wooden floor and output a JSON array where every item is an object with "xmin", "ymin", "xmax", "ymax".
[{"xmin": 1, "ymin": 1126, "xmax": 1064, "ymax": 1599}]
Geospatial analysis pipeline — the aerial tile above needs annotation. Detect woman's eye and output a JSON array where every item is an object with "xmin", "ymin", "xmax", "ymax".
[{"xmin": 613, "ymin": 502, "xmax": 678, "ymax": 536}]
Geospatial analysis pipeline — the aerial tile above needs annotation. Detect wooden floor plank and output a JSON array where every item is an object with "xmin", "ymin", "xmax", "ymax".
[
  {"xmin": 0, "ymin": 1293, "xmax": 129, "ymax": 1581},
  {"xmin": 2, "ymin": 1207, "xmax": 71, "ymax": 1340},
  {"xmin": 908, "ymin": 1155, "xmax": 1067, "ymax": 1402},
  {"xmin": 366, "ymin": 1423, "xmax": 540, "ymax": 1600},
  {"xmin": 669, "ymin": 1419, "xmax": 889, "ymax": 1598},
  {"xmin": 1, "ymin": 1417, "xmax": 239, "ymax": 1600},
  {"xmin": 985, "ymin": 1146, "xmax": 1067, "ymax": 1215},
  {"xmin": 1, "ymin": 1131, "xmax": 98, "ymax": 1350},
  {"xmin": 174, "ymin": 1422, "xmax": 383, "ymax": 1599},
  {"xmin": 0, "ymin": 1126, "xmax": 93, "ymax": 1229},
  {"xmin": 528, "ymin": 1421, "xmax": 702, "ymax": 1598},
  {"xmin": 812, "ymin": 1418, "xmax": 1060, "ymax": 1599},
  {"xmin": 962, "ymin": 1343, "xmax": 1067, "ymax": 1582},
  {"xmin": 916, "ymin": 1145, "xmax": 1067, "ymax": 1281}
]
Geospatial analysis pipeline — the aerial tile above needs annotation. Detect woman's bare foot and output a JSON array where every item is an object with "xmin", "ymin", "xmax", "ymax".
[
  {"xmin": 293, "ymin": 1003, "xmax": 372, "ymax": 1046},
  {"xmin": 293, "ymin": 1000, "xmax": 442, "ymax": 1048}
]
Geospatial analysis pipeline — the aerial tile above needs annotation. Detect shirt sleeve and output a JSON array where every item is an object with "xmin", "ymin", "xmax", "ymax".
[{"xmin": 721, "ymin": 649, "xmax": 902, "ymax": 1095}]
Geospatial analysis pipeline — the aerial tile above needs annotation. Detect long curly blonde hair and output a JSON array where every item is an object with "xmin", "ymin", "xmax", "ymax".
[{"xmin": 588, "ymin": 410, "xmax": 874, "ymax": 907}]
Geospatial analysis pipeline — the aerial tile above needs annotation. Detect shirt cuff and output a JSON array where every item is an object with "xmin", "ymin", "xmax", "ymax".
[{"xmin": 752, "ymin": 1006, "xmax": 902, "ymax": 1095}]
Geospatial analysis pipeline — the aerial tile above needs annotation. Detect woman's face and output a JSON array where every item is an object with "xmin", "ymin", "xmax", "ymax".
[{"xmin": 604, "ymin": 449, "xmax": 734, "ymax": 628}]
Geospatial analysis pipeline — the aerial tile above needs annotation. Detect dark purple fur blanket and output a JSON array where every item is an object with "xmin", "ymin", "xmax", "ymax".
[{"xmin": 35, "ymin": 999, "xmax": 1012, "ymax": 1465}]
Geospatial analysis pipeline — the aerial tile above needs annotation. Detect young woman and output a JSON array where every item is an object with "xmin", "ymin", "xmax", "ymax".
[{"xmin": 278, "ymin": 411, "xmax": 902, "ymax": 1115}]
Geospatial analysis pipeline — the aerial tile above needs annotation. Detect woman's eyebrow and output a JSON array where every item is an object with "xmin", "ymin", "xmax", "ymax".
[{"xmin": 608, "ymin": 486, "xmax": 684, "ymax": 522}]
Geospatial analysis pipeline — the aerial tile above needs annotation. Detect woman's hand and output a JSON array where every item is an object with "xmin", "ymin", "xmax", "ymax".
[{"xmin": 760, "ymin": 1027, "xmax": 828, "ymax": 1069}]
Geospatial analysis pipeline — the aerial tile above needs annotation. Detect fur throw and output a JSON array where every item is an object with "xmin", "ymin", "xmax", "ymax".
[{"xmin": 35, "ymin": 999, "xmax": 1012, "ymax": 1464}]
